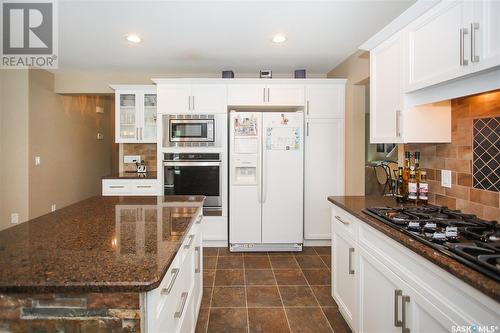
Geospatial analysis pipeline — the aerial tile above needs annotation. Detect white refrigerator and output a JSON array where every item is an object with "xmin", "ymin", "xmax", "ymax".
[{"xmin": 229, "ymin": 110, "xmax": 304, "ymax": 252}]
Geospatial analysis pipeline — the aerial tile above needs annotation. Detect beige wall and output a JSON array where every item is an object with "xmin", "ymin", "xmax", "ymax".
[
  {"xmin": 0, "ymin": 70, "xmax": 30, "ymax": 231},
  {"xmin": 328, "ymin": 51, "xmax": 370, "ymax": 195},
  {"xmin": 28, "ymin": 69, "xmax": 114, "ymax": 218}
]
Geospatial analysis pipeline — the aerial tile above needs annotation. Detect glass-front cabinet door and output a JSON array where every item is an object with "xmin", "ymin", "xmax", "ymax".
[
  {"xmin": 117, "ymin": 93, "xmax": 138, "ymax": 142},
  {"xmin": 142, "ymin": 93, "xmax": 157, "ymax": 143}
]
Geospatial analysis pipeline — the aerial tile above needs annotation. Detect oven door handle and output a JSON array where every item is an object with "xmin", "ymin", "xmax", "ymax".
[{"xmin": 163, "ymin": 161, "xmax": 221, "ymax": 167}]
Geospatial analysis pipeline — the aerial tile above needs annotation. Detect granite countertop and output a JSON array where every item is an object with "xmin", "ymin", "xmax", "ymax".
[
  {"xmin": 102, "ymin": 171, "xmax": 157, "ymax": 179},
  {"xmin": 0, "ymin": 195, "xmax": 204, "ymax": 293},
  {"xmin": 328, "ymin": 196, "xmax": 500, "ymax": 302}
]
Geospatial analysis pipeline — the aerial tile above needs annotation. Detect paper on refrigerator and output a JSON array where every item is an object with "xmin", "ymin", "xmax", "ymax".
[{"xmin": 266, "ymin": 127, "xmax": 301, "ymax": 150}]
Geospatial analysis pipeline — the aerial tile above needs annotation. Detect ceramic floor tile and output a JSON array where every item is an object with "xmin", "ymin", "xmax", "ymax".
[
  {"xmin": 279, "ymin": 286, "xmax": 318, "ymax": 307},
  {"xmin": 322, "ymin": 307, "xmax": 352, "ymax": 333},
  {"xmin": 207, "ymin": 308, "xmax": 248, "ymax": 333},
  {"xmin": 294, "ymin": 247, "xmax": 317, "ymax": 256},
  {"xmin": 273, "ymin": 269, "xmax": 308, "ymax": 285},
  {"xmin": 203, "ymin": 270, "xmax": 215, "ymax": 287},
  {"xmin": 195, "ymin": 307, "xmax": 209, "ymax": 333},
  {"xmin": 211, "ymin": 287, "xmax": 246, "ymax": 307},
  {"xmin": 295, "ymin": 255, "xmax": 328, "ymax": 269},
  {"xmin": 285, "ymin": 307, "xmax": 333, "ymax": 333},
  {"xmin": 214, "ymin": 269, "xmax": 245, "ymax": 286},
  {"xmin": 244, "ymin": 256, "xmax": 272, "ymax": 269},
  {"xmin": 248, "ymin": 307, "xmax": 291, "ymax": 333},
  {"xmin": 201, "ymin": 287, "xmax": 212, "ymax": 308},
  {"xmin": 314, "ymin": 246, "xmax": 331, "ymax": 255},
  {"xmin": 320, "ymin": 255, "xmax": 332, "ymax": 269},
  {"xmin": 203, "ymin": 256, "xmax": 217, "ymax": 269},
  {"xmin": 302, "ymin": 269, "xmax": 331, "ymax": 285},
  {"xmin": 310, "ymin": 286, "xmax": 336, "ymax": 306},
  {"xmin": 218, "ymin": 247, "xmax": 243, "ymax": 256},
  {"xmin": 270, "ymin": 256, "xmax": 299, "ymax": 269},
  {"xmin": 203, "ymin": 247, "xmax": 219, "ymax": 257},
  {"xmin": 244, "ymin": 252, "xmax": 269, "ymax": 256},
  {"xmin": 217, "ymin": 256, "xmax": 244, "ymax": 269},
  {"xmin": 245, "ymin": 270, "xmax": 276, "ymax": 285},
  {"xmin": 246, "ymin": 286, "xmax": 283, "ymax": 307}
]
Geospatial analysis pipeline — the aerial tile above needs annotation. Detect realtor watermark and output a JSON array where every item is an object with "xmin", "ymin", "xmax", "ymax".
[
  {"xmin": 1, "ymin": 0, "xmax": 58, "ymax": 68},
  {"xmin": 451, "ymin": 325, "xmax": 499, "ymax": 333}
]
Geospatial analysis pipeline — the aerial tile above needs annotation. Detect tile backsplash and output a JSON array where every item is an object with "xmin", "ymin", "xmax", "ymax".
[
  {"xmin": 404, "ymin": 90, "xmax": 500, "ymax": 221},
  {"xmin": 122, "ymin": 143, "xmax": 157, "ymax": 172}
]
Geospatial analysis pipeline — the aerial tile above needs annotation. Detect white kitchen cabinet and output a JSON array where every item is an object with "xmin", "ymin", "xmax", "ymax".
[
  {"xmin": 471, "ymin": 0, "xmax": 500, "ymax": 73},
  {"xmin": 370, "ymin": 32, "xmax": 404, "ymax": 144},
  {"xmin": 304, "ymin": 118, "xmax": 344, "ymax": 240},
  {"xmin": 227, "ymin": 83, "xmax": 304, "ymax": 106},
  {"xmin": 112, "ymin": 86, "xmax": 157, "ymax": 143},
  {"xmin": 157, "ymin": 83, "xmax": 226, "ymax": 114},
  {"xmin": 406, "ymin": 1, "xmax": 473, "ymax": 92},
  {"xmin": 330, "ymin": 204, "xmax": 499, "ymax": 333},
  {"xmin": 332, "ymin": 222, "xmax": 357, "ymax": 330},
  {"xmin": 102, "ymin": 179, "xmax": 159, "ymax": 196},
  {"xmin": 305, "ymin": 84, "xmax": 345, "ymax": 118}
]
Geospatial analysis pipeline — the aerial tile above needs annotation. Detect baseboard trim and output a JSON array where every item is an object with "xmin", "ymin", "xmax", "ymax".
[
  {"xmin": 202, "ymin": 239, "xmax": 228, "ymax": 247},
  {"xmin": 304, "ymin": 239, "xmax": 332, "ymax": 246}
]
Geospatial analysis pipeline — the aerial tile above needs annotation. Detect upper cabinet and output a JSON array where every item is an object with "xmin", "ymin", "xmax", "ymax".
[
  {"xmin": 112, "ymin": 85, "xmax": 157, "ymax": 143},
  {"xmin": 405, "ymin": 0, "xmax": 500, "ymax": 92},
  {"xmin": 227, "ymin": 83, "xmax": 304, "ymax": 106},
  {"xmin": 305, "ymin": 84, "xmax": 345, "ymax": 118},
  {"xmin": 157, "ymin": 83, "xmax": 226, "ymax": 114}
]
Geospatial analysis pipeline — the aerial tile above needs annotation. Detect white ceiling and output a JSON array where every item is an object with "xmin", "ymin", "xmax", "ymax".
[{"xmin": 58, "ymin": 0, "xmax": 415, "ymax": 75}]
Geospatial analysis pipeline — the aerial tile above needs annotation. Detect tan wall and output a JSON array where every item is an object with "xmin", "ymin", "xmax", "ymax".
[
  {"xmin": 404, "ymin": 90, "xmax": 500, "ymax": 220},
  {"xmin": 0, "ymin": 70, "xmax": 30, "ymax": 231},
  {"xmin": 28, "ymin": 70, "xmax": 114, "ymax": 218},
  {"xmin": 328, "ymin": 51, "xmax": 370, "ymax": 195}
]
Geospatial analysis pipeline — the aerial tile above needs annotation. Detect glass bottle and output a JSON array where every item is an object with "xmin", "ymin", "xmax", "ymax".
[
  {"xmin": 408, "ymin": 170, "xmax": 418, "ymax": 203},
  {"xmin": 395, "ymin": 167, "xmax": 407, "ymax": 203},
  {"xmin": 414, "ymin": 151, "xmax": 421, "ymax": 183},
  {"xmin": 419, "ymin": 170, "xmax": 429, "ymax": 204},
  {"xmin": 403, "ymin": 151, "xmax": 411, "ymax": 195}
]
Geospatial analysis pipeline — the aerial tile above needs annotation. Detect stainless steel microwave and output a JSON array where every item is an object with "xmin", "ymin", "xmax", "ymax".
[{"xmin": 163, "ymin": 114, "xmax": 223, "ymax": 147}]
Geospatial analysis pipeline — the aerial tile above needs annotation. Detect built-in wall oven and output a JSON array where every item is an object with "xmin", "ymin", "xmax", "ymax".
[
  {"xmin": 163, "ymin": 153, "xmax": 221, "ymax": 209},
  {"xmin": 162, "ymin": 114, "xmax": 224, "ymax": 148}
]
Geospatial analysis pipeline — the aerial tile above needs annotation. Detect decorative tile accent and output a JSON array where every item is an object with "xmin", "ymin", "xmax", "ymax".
[{"xmin": 473, "ymin": 117, "xmax": 500, "ymax": 192}]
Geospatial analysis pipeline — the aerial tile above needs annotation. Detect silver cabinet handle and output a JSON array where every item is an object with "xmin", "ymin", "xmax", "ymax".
[
  {"xmin": 460, "ymin": 28, "xmax": 469, "ymax": 66},
  {"xmin": 267, "ymin": 87, "xmax": 270, "ymax": 103},
  {"xmin": 195, "ymin": 246, "xmax": 201, "ymax": 273},
  {"xmin": 402, "ymin": 295, "xmax": 411, "ymax": 333},
  {"xmin": 196, "ymin": 215, "xmax": 202, "ymax": 224},
  {"xmin": 174, "ymin": 292, "xmax": 188, "ymax": 318},
  {"xmin": 471, "ymin": 23, "xmax": 479, "ymax": 63},
  {"xmin": 136, "ymin": 128, "xmax": 139, "ymax": 140},
  {"xmin": 335, "ymin": 215, "xmax": 350, "ymax": 225},
  {"xmin": 306, "ymin": 122, "xmax": 309, "ymax": 136},
  {"xmin": 188, "ymin": 96, "xmax": 191, "ymax": 110},
  {"xmin": 395, "ymin": 110, "xmax": 401, "ymax": 138},
  {"xmin": 136, "ymin": 185, "xmax": 152, "ymax": 188},
  {"xmin": 184, "ymin": 234, "xmax": 195, "ymax": 249},
  {"xmin": 306, "ymin": 100, "xmax": 310, "ymax": 115},
  {"xmin": 161, "ymin": 268, "xmax": 180, "ymax": 295},
  {"xmin": 348, "ymin": 247, "xmax": 355, "ymax": 275},
  {"xmin": 109, "ymin": 185, "xmax": 125, "ymax": 188},
  {"xmin": 192, "ymin": 95, "xmax": 195, "ymax": 110},
  {"xmin": 394, "ymin": 290, "xmax": 403, "ymax": 327},
  {"xmin": 263, "ymin": 87, "xmax": 266, "ymax": 103}
]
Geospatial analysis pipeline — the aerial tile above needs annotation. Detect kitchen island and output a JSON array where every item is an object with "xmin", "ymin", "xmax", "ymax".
[
  {"xmin": 0, "ymin": 195, "xmax": 204, "ymax": 332},
  {"xmin": 328, "ymin": 196, "xmax": 499, "ymax": 333}
]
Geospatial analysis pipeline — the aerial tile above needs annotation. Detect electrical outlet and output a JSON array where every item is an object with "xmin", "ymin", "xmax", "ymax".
[
  {"xmin": 441, "ymin": 170, "xmax": 452, "ymax": 188},
  {"xmin": 96, "ymin": 106, "xmax": 104, "ymax": 114},
  {"xmin": 35, "ymin": 156, "xmax": 41, "ymax": 166},
  {"xmin": 51, "ymin": 204, "xmax": 56, "ymax": 212},
  {"xmin": 96, "ymin": 133, "xmax": 104, "ymax": 140},
  {"xmin": 124, "ymin": 155, "xmax": 141, "ymax": 164},
  {"xmin": 11, "ymin": 213, "xmax": 18, "ymax": 224}
]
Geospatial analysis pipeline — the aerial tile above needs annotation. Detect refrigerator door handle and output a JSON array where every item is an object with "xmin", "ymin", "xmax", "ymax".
[{"xmin": 262, "ymin": 139, "xmax": 268, "ymax": 203}]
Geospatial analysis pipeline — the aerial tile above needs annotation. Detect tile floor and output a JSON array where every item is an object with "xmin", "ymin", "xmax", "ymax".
[{"xmin": 195, "ymin": 246, "xmax": 352, "ymax": 333}]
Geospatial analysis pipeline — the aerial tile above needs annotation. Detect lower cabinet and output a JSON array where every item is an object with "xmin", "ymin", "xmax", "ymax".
[
  {"xmin": 102, "ymin": 179, "xmax": 159, "ymax": 196},
  {"xmin": 144, "ymin": 216, "xmax": 203, "ymax": 333},
  {"xmin": 331, "ymin": 204, "xmax": 499, "ymax": 333}
]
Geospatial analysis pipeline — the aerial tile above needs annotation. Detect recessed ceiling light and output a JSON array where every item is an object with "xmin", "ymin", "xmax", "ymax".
[
  {"xmin": 125, "ymin": 34, "xmax": 142, "ymax": 43},
  {"xmin": 272, "ymin": 34, "xmax": 287, "ymax": 43}
]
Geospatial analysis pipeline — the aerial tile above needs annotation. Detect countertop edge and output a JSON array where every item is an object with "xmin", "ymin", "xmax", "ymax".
[{"xmin": 327, "ymin": 196, "xmax": 500, "ymax": 303}]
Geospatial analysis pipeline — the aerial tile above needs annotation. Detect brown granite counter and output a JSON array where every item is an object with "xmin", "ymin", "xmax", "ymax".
[
  {"xmin": 328, "ymin": 196, "xmax": 500, "ymax": 302},
  {"xmin": 0, "ymin": 195, "xmax": 204, "ymax": 293},
  {"xmin": 102, "ymin": 171, "xmax": 157, "ymax": 179}
]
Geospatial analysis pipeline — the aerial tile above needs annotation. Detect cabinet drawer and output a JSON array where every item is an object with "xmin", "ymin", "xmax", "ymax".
[
  {"xmin": 331, "ymin": 205, "xmax": 357, "ymax": 239},
  {"xmin": 102, "ymin": 179, "xmax": 158, "ymax": 196}
]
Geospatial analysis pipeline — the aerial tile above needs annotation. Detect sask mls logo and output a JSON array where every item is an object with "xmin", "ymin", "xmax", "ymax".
[{"xmin": 1, "ymin": 0, "xmax": 58, "ymax": 68}]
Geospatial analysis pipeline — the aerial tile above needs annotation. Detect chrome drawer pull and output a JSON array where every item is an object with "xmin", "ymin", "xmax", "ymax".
[
  {"xmin": 195, "ymin": 246, "xmax": 201, "ymax": 273},
  {"xmin": 335, "ymin": 215, "xmax": 350, "ymax": 225},
  {"xmin": 184, "ymin": 234, "xmax": 195, "ymax": 249},
  {"xmin": 136, "ymin": 185, "xmax": 152, "ymax": 188},
  {"xmin": 174, "ymin": 292, "xmax": 188, "ymax": 319},
  {"xmin": 402, "ymin": 295, "xmax": 411, "ymax": 333},
  {"xmin": 348, "ymin": 247, "xmax": 355, "ymax": 275},
  {"xmin": 161, "ymin": 268, "xmax": 179, "ymax": 295},
  {"xmin": 109, "ymin": 185, "xmax": 125, "ymax": 189},
  {"xmin": 394, "ymin": 289, "xmax": 402, "ymax": 327},
  {"xmin": 196, "ymin": 216, "xmax": 202, "ymax": 224}
]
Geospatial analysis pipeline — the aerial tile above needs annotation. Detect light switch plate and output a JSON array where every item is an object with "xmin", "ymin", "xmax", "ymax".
[
  {"xmin": 441, "ymin": 169, "xmax": 452, "ymax": 188},
  {"xmin": 35, "ymin": 156, "xmax": 41, "ymax": 166},
  {"xmin": 11, "ymin": 213, "xmax": 18, "ymax": 224},
  {"xmin": 124, "ymin": 155, "xmax": 141, "ymax": 164}
]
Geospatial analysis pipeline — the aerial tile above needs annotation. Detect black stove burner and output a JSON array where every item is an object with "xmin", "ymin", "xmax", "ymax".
[{"xmin": 363, "ymin": 205, "xmax": 499, "ymax": 282}]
